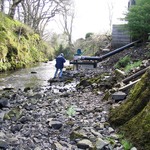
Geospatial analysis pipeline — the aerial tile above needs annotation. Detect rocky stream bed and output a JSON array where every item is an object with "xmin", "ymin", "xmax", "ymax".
[{"xmin": 0, "ymin": 68, "xmax": 138, "ymax": 150}]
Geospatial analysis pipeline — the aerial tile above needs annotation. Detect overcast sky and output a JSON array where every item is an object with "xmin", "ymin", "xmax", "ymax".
[{"xmin": 48, "ymin": 0, "xmax": 129, "ymax": 41}]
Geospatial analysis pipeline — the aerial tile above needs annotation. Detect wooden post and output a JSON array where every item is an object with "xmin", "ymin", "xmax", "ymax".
[
  {"xmin": 75, "ymin": 60, "xmax": 78, "ymax": 70},
  {"xmin": 93, "ymin": 61, "xmax": 97, "ymax": 68}
]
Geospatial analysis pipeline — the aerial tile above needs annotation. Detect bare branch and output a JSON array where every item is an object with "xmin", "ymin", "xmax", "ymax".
[{"xmin": 9, "ymin": 0, "xmax": 24, "ymax": 18}]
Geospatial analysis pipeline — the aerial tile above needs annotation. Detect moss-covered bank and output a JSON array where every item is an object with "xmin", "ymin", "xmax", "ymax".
[
  {"xmin": 0, "ymin": 13, "xmax": 53, "ymax": 71},
  {"xmin": 109, "ymin": 67, "xmax": 150, "ymax": 150}
]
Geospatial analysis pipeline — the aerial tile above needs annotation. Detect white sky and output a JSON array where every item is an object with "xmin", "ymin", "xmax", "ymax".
[{"xmin": 48, "ymin": 0, "xmax": 129, "ymax": 41}]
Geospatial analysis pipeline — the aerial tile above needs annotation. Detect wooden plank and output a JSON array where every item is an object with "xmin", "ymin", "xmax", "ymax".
[
  {"xmin": 122, "ymin": 67, "xmax": 149, "ymax": 84},
  {"xmin": 119, "ymin": 79, "xmax": 141, "ymax": 91}
]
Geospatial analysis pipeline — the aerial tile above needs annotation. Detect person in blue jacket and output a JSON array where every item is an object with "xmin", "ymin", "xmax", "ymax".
[{"xmin": 53, "ymin": 53, "xmax": 66, "ymax": 78}]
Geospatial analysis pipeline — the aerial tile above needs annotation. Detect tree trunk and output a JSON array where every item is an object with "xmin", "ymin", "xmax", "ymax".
[
  {"xmin": 9, "ymin": 0, "xmax": 23, "ymax": 18},
  {"xmin": 0, "ymin": 0, "xmax": 4, "ymax": 12}
]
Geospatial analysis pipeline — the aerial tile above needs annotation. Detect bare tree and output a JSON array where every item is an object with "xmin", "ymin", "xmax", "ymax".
[
  {"xmin": 59, "ymin": 0, "xmax": 74, "ymax": 49},
  {"xmin": 0, "ymin": 0, "xmax": 12, "ymax": 13},
  {"xmin": 0, "ymin": 0, "xmax": 73, "ymax": 40},
  {"xmin": 8, "ymin": 0, "xmax": 24, "ymax": 18},
  {"xmin": 0, "ymin": 0, "xmax": 5, "ymax": 12},
  {"xmin": 107, "ymin": 0, "xmax": 114, "ymax": 33},
  {"xmin": 18, "ymin": 0, "xmax": 71, "ymax": 37}
]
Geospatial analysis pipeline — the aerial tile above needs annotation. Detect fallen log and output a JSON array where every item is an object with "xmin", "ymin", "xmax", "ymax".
[{"xmin": 122, "ymin": 67, "xmax": 149, "ymax": 84}]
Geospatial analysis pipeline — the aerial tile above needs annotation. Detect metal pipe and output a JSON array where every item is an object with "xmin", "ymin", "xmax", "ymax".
[
  {"xmin": 80, "ymin": 56, "xmax": 101, "ymax": 61},
  {"xmin": 80, "ymin": 39, "xmax": 141, "ymax": 61}
]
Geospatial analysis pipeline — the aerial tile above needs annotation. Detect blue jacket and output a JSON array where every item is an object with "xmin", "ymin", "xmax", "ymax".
[{"xmin": 55, "ymin": 55, "xmax": 66, "ymax": 69}]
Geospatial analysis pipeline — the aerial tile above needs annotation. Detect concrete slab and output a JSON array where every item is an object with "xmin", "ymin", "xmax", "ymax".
[{"xmin": 112, "ymin": 91, "xmax": 127, "ymax": 101}]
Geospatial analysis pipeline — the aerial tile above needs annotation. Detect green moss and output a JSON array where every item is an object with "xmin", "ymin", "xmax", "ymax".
[
  {"xmin": 70, "ymin": 131, "xmax": 87, "ymax": 140},
  {"xmin": 65, "ymin": 65, "xmax": 73, "ymax": 71},
  {"xmin": 102, "ymin": 91, "xmax": 110, "ymax": 101},
  {"xmin": 3, "ymin": 106, "xmax": 22, "ymax": 121},
  {"xmin": 0, "ymin": 44, "xmax": 8, "ymax": 59},
  {"xmin": 109, "ymin": 68, "xmax": 150, "ymax": 150},
  {"xmin": 64, "ymin": 79, "xmax": 73, "ymax": 84},
  {"xmin": 109, "ymin": 69, "xmax": 150, "ymax": 126},
  {"xmin": 106, "ymin": 137, "xmax": 116, "ymax": 145},
  {"xmin": 124, "ymin": 60, "xmax": 142, "ymax": 73},
  {"xmin": 77, "ymin": 73, "xmax": 116, "ymax": 91},
  {"xmin": 120, "ymin": 102, "xmax": 150, "ymax": 149},
  {"xmin": 0, "ymin": 12, "xmax": 53, "ymax": 72},
  {"xmin": 114, "ymin": 55, "xmax": 131, "ymax": 69},
  {"xmin": 77, "ymin": 78, "xmax": 92, "ymax": 87},
  {"xmin": 121, "ymin": 139, "xmax": 133, "ymax": 150}
]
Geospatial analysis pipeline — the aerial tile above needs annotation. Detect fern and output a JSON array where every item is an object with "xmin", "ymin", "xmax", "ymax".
[{"xmin": 66, "ymin": 106, "xmax": 76, "ymax": 117}]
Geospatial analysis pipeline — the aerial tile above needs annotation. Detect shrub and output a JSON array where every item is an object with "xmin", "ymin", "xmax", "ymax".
[
  {"xmin": 125, "ymin": 2, "xmax": 150, "ymax": 40},
  {"xmin": 125, "ymin": 60, "xmax": 142, "ymax": 73},
  {"xmin": 114, "ymin": 55, "xmax": 131, "ymax": 69}
]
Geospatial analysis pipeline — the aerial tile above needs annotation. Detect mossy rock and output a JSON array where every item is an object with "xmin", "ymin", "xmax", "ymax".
[
  {"xmin": 109, "ymin": 67, "xmax": 150, "ymax": 150},
  {"xmin": 102, "ymin": 91, "xmax": 111, "ymax": 101},
  {"xmin": 3, "ymin": 106, "xmax": 22, "ymax": 121},
  {"xmin": 109, "ymin": 68, "xmax": 150, "ymax": 126},
  {"xmin": 77, "ymin": 74, "xmax": 103, "ymax": 89},
  {"xmin": 77, "ymin": 79, "xmax": 92, "ymax": 87},
  {"xmin": 70, "ymin": 131, "xmax": 87, "ymax": 140},
  {"xmin": 65, "ymin": 65, "xmax": 73, "ymax": 70},
  {"xmin": 120, "ymin": 102, "xmax": 150, "ymax": 150},
  {"xmin": 64, "ymin": 79, "xmax": 73, "ymax": 84},
  {"xmin": 0, "ymin": 12, "xmax": 51, "ymax": 72}
]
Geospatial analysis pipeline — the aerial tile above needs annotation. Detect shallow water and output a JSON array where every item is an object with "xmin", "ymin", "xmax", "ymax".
[{"xmin": 0, "ymin": 60, "xmax": 70, "ymax": 90}]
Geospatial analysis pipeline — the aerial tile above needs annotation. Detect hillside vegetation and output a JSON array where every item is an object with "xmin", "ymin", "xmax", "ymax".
[
  {"xmin": 109, "ymin": 68, "xmax": 150, "ymax": 150},
  {"xmin": 0, "ymin": 13, "xmax": 53, "ymax": 72}
]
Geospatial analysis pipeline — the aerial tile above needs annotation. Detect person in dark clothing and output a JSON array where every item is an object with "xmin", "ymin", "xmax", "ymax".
[{"xmin": 53, "ymin": 53, "xmax": 66, "ymax": 78}]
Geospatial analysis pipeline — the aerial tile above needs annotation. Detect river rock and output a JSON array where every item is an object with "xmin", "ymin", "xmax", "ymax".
[
  {"xmin": 10, "ymin": 123, "xmax": 23, "ymax": 133},
  {"xmin": 0, "ymin": 98, "xmax": 9, "ymax": 108},
  {"xmin": 31, "ymin": 71, "xmax": 37, "ymax": 74},
  {"xmin": 0, "ymin": 131, "xmax": 5, "ymax": 138},
  {"xmin": 77, "ymin": 139, "xmax": 94, "ymax": 149},
  {"xmin": 0, "ymin": 68, "xmax": 137, "ymax": 149},
  {"xmin": 49, "ymin": 120, "xmax": 63, "ymax": 129},
  {"xmin": 3, "ymin": 106, "xmax": 22, "ymax": 121},
  {"xmin": 52, "ymin": 141, "xmax": 63, "ymax": 149},
  {"xmin": 131, "ymin": 147, "xmax": 138, "ymax": 150},
  {"xmin": 0, "ymin": 140, "xmax": 8, "ymax": 150},
  {"xmin": 34, "ymin": 147, "xmax": 42, "ymax": 150},
  {"xmin": 108, "ymin": 127, "xmax": 115, "ymax": 133},
  {"xmin": 95, "ymin": 138, "xmax": 109, "ymax": 149}
]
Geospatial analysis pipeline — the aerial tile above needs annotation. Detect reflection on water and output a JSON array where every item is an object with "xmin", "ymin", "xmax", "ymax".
[{"xmin": 0, "ymin": 60, "xmax": 69, "ymax": 90}]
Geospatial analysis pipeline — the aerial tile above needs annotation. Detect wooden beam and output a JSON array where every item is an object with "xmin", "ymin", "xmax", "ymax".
[
  {"xmin": 122, "ymin": 67, "xmax": 149, "ymax": 84},
  {"xmin": 119, "ymin": 79, "xmax": 141, "ymax": 91}
]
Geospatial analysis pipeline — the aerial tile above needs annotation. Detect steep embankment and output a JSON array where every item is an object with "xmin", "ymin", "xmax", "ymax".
[
  {"xmin": 0, "ymin": 13, "xmax": 53, "ymax": 72},
  {"xmin": 109, "ymin": 68, "xmax": 150, "ymax": 150},
  {"xmin": 74, "ymin": 42, "xmax": 150, "ymax": 149}
]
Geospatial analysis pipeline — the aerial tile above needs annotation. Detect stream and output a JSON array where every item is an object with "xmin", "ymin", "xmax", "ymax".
[{"xmin": 0, "ymin": 60, "xmax": 70, "ymax": 91}]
